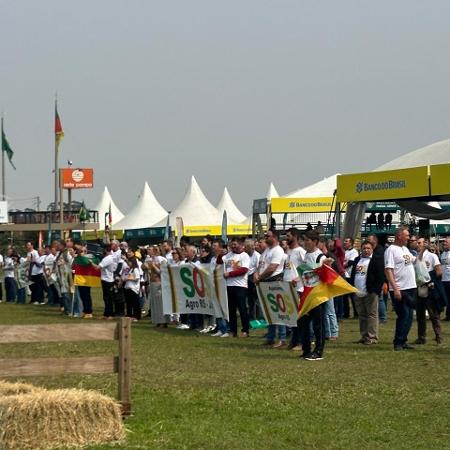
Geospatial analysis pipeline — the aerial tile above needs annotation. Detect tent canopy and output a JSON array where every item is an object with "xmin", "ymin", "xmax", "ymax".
[
  {"xmin": 266, "ymin": 182, "xmax": 279, "ymax": 200},
  {"xmin": 114, "ymin": 182, "xmax": 167, "ymax": 230},
  {"xmin": 165, "ymin": 176, "xmax": 221, "ymax": 227},
  {"xmin": 217, "ymin": 187, "xmax": 247, "ymax": 224},
  {"xmin": 92, "ymin": 186, "xmax": 124, "ymax": 230}
]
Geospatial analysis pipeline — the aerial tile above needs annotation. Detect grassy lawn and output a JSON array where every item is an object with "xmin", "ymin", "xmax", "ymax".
[{"xmin": 1, "ymin": 291, "xmax": 450, "ymax": 449}]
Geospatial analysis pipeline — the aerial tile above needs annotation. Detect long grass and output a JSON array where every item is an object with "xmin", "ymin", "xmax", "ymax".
[{"xmin": 1, "ymin": 290, "xmax": 450, "ymax": 449}]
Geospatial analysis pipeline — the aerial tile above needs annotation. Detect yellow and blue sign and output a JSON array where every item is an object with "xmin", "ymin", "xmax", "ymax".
[
  {"xmin": 337, "ymin": 167, "xmax": 429, "ymax": 202},
  {"xmin": 271, "ymin": 197, "xmax": 336, "ymax": 213},
  {"xmin": 181, "ymin": 224, "xmax": 252, "ymax": 237},
  {"xmin": 430, "ymin": 163, "xmax": 450, "ymax": 197}
]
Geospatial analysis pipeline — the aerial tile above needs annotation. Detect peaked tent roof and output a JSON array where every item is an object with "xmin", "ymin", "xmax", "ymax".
[
  {"xmin": 92, "ymin": 186, "xmax": 124, "ymax": 229},
  {"xmin": 266, "ymin": 182, "xmax": 279, "ymax": 200},
  {"xmin": 166, "ymin": 176, "xmax": 222, "ymax": 226},
  {"xmin": 285, "ymin": 174, "xmax": 339, "ymax": 198},
  {"xmin": 217, "ymin": 187, "xmax": 247, "ymax": 224},
  {"xmin": 376, "ymin": 138, "xmax": 450, "ymax": 170},
  {"xmin": 114, "ymin": 182, "xmax": 167, "ymax": 230}
]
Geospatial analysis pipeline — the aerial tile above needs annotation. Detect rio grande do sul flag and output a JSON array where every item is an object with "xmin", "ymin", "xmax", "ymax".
[
  {"xmin": 297, "ymin": 263, "xmax": 357, "ymax": 318},
  {"xmin": 73, "ymin": 255, "xmax": 101, "ymax": 288}
]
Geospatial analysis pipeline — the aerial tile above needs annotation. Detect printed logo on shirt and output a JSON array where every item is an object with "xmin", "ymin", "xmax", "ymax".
[
  {"xmin": 355, "ymin": 264, "xmax": 367, "ymax": 276},
  {"xmin": 302, "ymin": 269, "xmax": 320, "ymax": 288},
  {"xmin": 225, "ymin": 258, "xmax": 241, "ymax": 272},
  {"xmin": 403, "ymin": 255, "xmax": 412, "ymax": 265}
]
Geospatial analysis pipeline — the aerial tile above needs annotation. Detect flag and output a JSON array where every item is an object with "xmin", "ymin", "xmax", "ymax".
[
  {"xmin": 1, "ymin": 121, "xmax": 16, "ymax": 170},
  {"xmin": 55, "ymin": 102, "xmax": 64, "ymax": 151},
  {"xmin": 108, "ymin": 202, "xmax": 112, "ymax": 226},
  {"xmin": 79, "ymin": 201, "xmax": 90, "ymax": 222},
  {"xmin": 73, "ymin": 255, "xmax": 101, "ymax": 287},
  {"xmin": 221, "ymin": 210, "xmax": 227, "ymax": 244},
  {"xmin": 297, "ymin": 263, "xmax": 357, "ymax": 318}
]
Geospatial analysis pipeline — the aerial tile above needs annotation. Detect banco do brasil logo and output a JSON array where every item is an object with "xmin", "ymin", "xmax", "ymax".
[{"xmin": 355, "ymin": 179, "xmax": 406, "ymax": 194}]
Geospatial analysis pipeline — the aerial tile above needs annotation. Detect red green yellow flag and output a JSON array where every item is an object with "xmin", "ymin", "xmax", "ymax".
[
  {"xmin": 73, "ymin": 255, "xmax": 101, "ymax": 288},
  {"xmin": 55, "ymin": 103, "xmax": 64, "ymax": 151},
  {"xmin": 297, "ymin": 263, "xmax": 357, "ymax": 318}
]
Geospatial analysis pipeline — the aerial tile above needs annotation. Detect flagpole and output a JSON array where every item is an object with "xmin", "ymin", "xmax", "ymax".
[
  {"xmin": 54, "ymin": 96, "xmax": 58, "ymax": 211},
  {"xmin": 1, "ymin": 116, "xmax": 5, "ymax": 200}
]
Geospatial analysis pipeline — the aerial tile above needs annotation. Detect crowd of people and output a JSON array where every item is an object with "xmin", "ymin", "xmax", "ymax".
[{"xmin": 1, "ymin": 228, "xmax": 450, "ymax": 361}]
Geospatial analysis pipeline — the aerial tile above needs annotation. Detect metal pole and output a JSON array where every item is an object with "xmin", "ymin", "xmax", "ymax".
[
  {"xmin": 54, "ymin": 97, "xmax": 58, "ymax": 210},
  {"xmin": 1, "ymin": 116, "xmax": 5, "ymax": 200},
  {"xmin": 59, "ymin": 169, "xmax": 64, "ymax": 236}
]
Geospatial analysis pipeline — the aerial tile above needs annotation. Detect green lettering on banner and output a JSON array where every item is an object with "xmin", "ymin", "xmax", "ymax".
[
  {"xmin": 267, "ymin": 293, "xmax": 278, "ymax": 312},
  {"xmin": 180, "ymin": 267, "xmax": 195, "ymax": 297}
]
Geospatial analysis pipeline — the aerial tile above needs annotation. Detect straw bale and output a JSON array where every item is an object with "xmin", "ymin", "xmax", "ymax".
[
  {"xmin": 0, "ymin": 388, "xmax": 125, "ymax": 450},
  {"xmin": 0, "ymin": 380, "xmax": 44, "ymax": 397}
]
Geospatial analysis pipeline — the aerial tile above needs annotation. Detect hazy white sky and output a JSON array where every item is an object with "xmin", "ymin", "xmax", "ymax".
[{"xmin": 1, "ymin": 0, "xmax": 450, "ymax": 216}]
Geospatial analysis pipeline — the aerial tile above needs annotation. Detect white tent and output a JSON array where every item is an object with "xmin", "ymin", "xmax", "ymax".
[
  {"xmin": 92, "ymin": 186, "xmax": 124, "ymax": 229},
  {"xmin": 285, "ymin": 174, "xmax": 339, "ymax": 198},
  {"xmin": 266, "ymin": 182, "xmax": 279, "ymax": 200},
  {"xmin": 217, "ymin": 187, "xmax": 247, "ymax": 224},
  {"xmin": 165, "ymin": 176, "xmax": 221, "ymax": 226},
  {"xmin": 376, "ymin": 138, "xmax": 450, "ymax": 170},
  {"xmin": 114, "ymin": 182, "xmax": 167, "ymax": 230}
]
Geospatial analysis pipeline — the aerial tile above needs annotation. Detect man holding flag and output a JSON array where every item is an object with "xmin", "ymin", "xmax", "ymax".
[{"xmin": 297, "ymin": 230, "xmax": 357, "ymax": 361}]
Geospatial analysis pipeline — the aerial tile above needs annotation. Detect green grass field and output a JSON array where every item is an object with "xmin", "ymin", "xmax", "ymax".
[{"xmin": 1, "ymin": 291, "xmax": 450, "ymax": 450}]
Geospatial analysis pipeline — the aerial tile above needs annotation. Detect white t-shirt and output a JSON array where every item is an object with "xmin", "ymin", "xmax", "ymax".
[
  {"xmin": 440, "ymin": 251, "xmax": 450, "ymax": 282},
  {"xmin": 222, "ymin": 251, "xmax": 250, "ymax": 288},
  {"xmin": 384, "ymin": 245, "xmax": 416, "ymax": 290},
  {"xmin": 247, "ymin": 251, "xmax": 260, "ymax": 276},
  {"xmin": 283, "ymin": 246, "xmax": 306, "ymax": 291},
  {"xmin": 99, "ymin": 254, "xmax": 116, "ymax": 282},
  {"xmin": 4, "ymin": 256, "xmax": 15, "ymax": 278},
  {"xmin": 165, "ymin": 252, "xmax": 174, "ymax": 265},
  {"xmin": 304, "ymin": 249, "xmax": 326, "ymax": 267},
  {"xmin": 344, "ymin": 248, "xmax": 359, "ymax": 278},
  {"xmin": 28, "ymin": 250, "xmax": 43, "ymax": 276},
  {"xmin": 354, "ymin": 256, "xmax": 371, "ymax": 297},
  {"xmin": 125, "ymin": 267, "xmax": 141, "ymax": 294},
  {"xmin": 259, "ymin": 245, "xmax": 285, "ymax": 278},
  {"xmin": 422, "ymin": 250, "xmax": 440, "ymax": 273}
]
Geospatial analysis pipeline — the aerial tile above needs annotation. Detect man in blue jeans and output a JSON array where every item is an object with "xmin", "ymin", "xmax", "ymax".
[{"xmin": 384, "ymin": 227, "xmax": 418, "ymax": 351}]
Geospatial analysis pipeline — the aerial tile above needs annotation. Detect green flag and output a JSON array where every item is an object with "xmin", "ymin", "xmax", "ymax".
[
  {"xmin": 79, "ymin": 201, "xmax": 91, "ymax": 222},
  {"xmin": 1, "ymin": 123, "xmax": 16, "ymax": 170}
]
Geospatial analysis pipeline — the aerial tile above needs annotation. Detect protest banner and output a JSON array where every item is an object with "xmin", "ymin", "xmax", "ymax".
[
  {"xmin": 256, "ymin": 281, "xmax": 299, "ymax": 327},
  {"xmin": 161, "ymin": 262, "xmax": 229, "ymax": 320}
]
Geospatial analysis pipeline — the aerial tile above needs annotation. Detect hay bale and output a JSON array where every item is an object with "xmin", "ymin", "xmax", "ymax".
[
  {"xmin": 0, "ymin": 388, "xmax": 125, "ymax": 450},
  {"xmin": 0, "ymin": 380, "xmax": 43, "ymax": 397}
]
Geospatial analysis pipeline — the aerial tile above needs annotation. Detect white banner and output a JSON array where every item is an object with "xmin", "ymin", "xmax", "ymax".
[
  {"xmin": 161, "ymin": 262, "xmax": 229, "ymax": 321},
  {"xmin": 256, "ymin": 281, "xmax": 299, "ymax": 327}
]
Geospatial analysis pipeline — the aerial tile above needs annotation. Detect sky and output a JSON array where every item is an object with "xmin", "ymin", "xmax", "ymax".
[{"xmin": 1, "ymin": 0, "xmax": 450, "ymax": 216}]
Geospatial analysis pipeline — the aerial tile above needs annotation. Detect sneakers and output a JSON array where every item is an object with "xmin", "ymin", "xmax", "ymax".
[
  {"xmin": 83, "ymin": 313, "xmax": 93, "ymax": 319},
  {"xmin": 305, "ymin": 352, "xmax": 323, "ymax": 361},
  {"xmin": 211, "ymin": 331, "xmax": 224, "ymax": 337},
  {"xmin": 403, "ymin": 343, "xmax": 415, "ymax": 350},
  {"xmin": 33, "ymin": 301, "xmax": 39, "ymax": 305},
  {"xmin": 414, "ymin": 338, "xmax": 426, "ymax": 345},
  {"xmin": 272, "ymin": 341, "xmax": 287, "ymax": 349},
  {"xmin": 290, "ymin": 345, "xmax": 302, "ymax": 352},
  {"xmin": 220, "ymin": 332, "xmax": 230, "ymax": 338},
  {"xmin": 200, "ymin": 325, "xmax": 216, "ymax": 334},
  {"xmin": 176, "ymin": 324, "xmax": 190, "ymax": 330},
  {"xmin": 239, "ymin": 332, "xmax": 249, "ymax": 338}
]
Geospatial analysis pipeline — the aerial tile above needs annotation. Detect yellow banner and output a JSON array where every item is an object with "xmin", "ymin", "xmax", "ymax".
[
  {"xmin": 430, "ymin": 163, "xmax": 450, "ymax": 196},
  {"xmin": 337, "ymin": 167, "xmax": 429, "ymax": 203},
  {"xmin": 271, "ymin": 197, "xmax": 335, "ymax": 213},
  {"xmin": 182, "ymin": 224, "xmax": 252, "ymax": 237}
]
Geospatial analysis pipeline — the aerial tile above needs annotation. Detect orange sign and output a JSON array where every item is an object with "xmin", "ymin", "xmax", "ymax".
[{"xmin": 60, "ymin": 168, "xmax": 94, "ymax": 189}]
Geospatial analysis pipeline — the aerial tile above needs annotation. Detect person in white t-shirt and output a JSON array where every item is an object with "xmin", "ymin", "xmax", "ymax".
[
  {"xmin": 441, "ymin": 237, "xmax": 450, "ymax": 321},
  {"xmin": 254, "ymin": 229, "xmax": 287, "ymax": 347},
  {"xmin": 92, "ymin": 243, "xmax": 116, "ymax": 319},
  {"xmin": 283, "ymin": 228, "xmax": 306, "ymax": 351},
  {"xmin": 26, "ymin": 241, "xmax": 45, "ymax": 305},
  {"xmin": 384, "ymin": 226, "xmax": 417, "ymax": 351},
  {"xmin": 343, "ymin": 237, "xmax": 359, "ymax": 319},
  {"xmin": 223, "ymin": 238, "xmax": 251, "ymax": 337},
  {"xmin": 297, "ymin": 230, "xmax": 330, "ymax": 361},
  {"xmin": 122, "ymin": 249, "xmax": 142, "ymax": 322},
  {"xmin": 415, "ymin": 238, "xmax": 443, "ymax": 345},
  {"xmin": 244, "ymin": 239, "xmax": 261, "ymax": 322}
]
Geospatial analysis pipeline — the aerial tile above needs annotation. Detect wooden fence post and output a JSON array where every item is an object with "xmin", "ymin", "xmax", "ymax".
[{"xmin": 117, "ymin": 317, "xmax": 131, "ymax": 416}]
